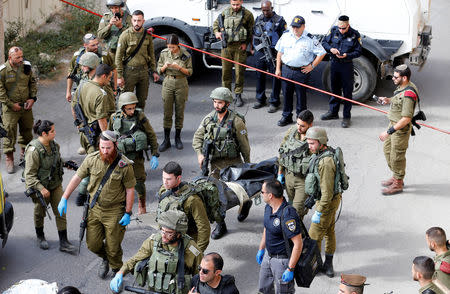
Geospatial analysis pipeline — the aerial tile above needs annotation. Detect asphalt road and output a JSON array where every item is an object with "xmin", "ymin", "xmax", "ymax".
[{"xmin": 1, "ymin": 1, "xmax": 450, "ymax": 293}]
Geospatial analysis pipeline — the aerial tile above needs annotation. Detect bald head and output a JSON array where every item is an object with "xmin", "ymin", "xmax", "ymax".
[
  {"xmin": 8, "ymin": 47, "xmax": 24, "ymax": 68},
  {"xmin": 261, "ymin": 1, "xmax": 274, "ymax": 18}
]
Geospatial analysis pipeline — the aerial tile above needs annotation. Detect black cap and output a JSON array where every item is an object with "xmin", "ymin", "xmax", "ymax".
[
  {"xmin": 338, "ymin": 15, "xmax": 349, "ymax": 22},
  {"xmin": 291, "ymin": 15, "xmax": 305, "ymax": 27}
]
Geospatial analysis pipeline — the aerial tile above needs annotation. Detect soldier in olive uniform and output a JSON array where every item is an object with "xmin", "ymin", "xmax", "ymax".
[
  {"xmin": 109, "ymin": 92, "xmax": 159, "ymax": 215},
  {"xmin": 110, "ymin": 210, "xmax": 202, "ymax": 294},
  {"xmin": 157, "ymin": 161, "xmax": 210, "ymax": 252},
  {"xmin": 58, "ymin": 130, "xmax": 136, "ymax": 278},
  {"xmin": 412, "ymin": 256, "xmax": 445, "ymax": 294},
  {"xmin": 116, "ymin": 10, "xmax": 159, "ymax": 109},
  {"xmin": 0, "ymin": 47, "xmax": 37, "ymax": 174},
  {"xmin": 426, "ymin": 227, "xmax": 450, "ymax": 289},
  {"xmin": 277, "ymin": 110, "xmax": 314, "ymax": 219},
  {"xmin": 192, "ymin": 87, "xmax": 251, "ymax": 239},
  {"xmin": 213, "ymin": 0, "xmax": 254, "ymax": 107},
  {"xmin": 157, "ymin": 34, "xmax": 193, "ymax": 152},
  {"xmin": 78, "ymin": 52, "xmax": 101, "ymax": 84},
  {"xmin": 378, "ymin": 64, "xmax": 418, "ymax": 195},
  {"xmin": 305, "ymin": 127, "xmax": 342, "ymax": 278},
  {"xmin": 97, "ymin": 0, "xmax": 132, "ymax": 61},
  {"xmin": 24, "ymin": 120, "xmax": 76, "ymax": 253}
]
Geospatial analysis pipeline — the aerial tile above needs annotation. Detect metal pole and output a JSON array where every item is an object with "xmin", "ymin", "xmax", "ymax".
[{"xmin": 0, "ymin": 0, "xmax": 5, "ymax": 64}]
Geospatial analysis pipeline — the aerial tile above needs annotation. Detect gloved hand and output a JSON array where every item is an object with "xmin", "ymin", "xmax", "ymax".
[
  {"xmin": 58, "ymin": 198, "xmax": 67, "ymax": 216},
  {"xmin": 277, "ymin": 174, "xmax": 285, "ymax": 184},
  {"xmin": 150, "ymin": 156, "xmax": 159, "ymax": 170},
  {"xmin": 110, "ymin": 273, "xmax": 123, "ymax": 293},
  {"xmin": 119, "ymin": 213, "xmax": 131, "ymax": 226},
  {"xmin": 281, "ymin": 269, "xmax": 294, "ymax": 282},
  {"xmin": 256, "ymin": 249, "xmax": 265, "ymax": 265},
  {"xmin": 311, "ymin": 211, "xmax": 322, "ymax": 224}
]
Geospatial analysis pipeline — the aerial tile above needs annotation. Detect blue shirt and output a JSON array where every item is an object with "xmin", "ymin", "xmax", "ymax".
[
  {"xmin": 275, "ymin": 29, "xmax": 326, "ymax": 67},
  {"xmin": 322, "ymin": 26, "xmax": 362, "ymax": 62},
  {"xmin": 264, "ymin": 199, "xmax": 302, "ymax": 255}
]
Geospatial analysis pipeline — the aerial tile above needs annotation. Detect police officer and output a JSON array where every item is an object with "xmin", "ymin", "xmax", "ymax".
[
  {"xmin": 157, "ymin": 161, "xmax": 210, "ymax": 252},
  {"xmin": 58, "ymin": 130, "xmax": 136, "ymax": 279},
  {"xmin": 110, "ymin": 210, "xmax": 202, "ymax": 294},
  {"xmin": 275, "ymin": 16, "xmax": 326, "ymax": 127},
  {"xmin": 305, "ymin": 127, "xmax": 342, "ymax": 278},
  {"xmin": 378, "ymin": 64, "xmax": 418, "ymax": 195},
  {"xmin": 213, "ymin": 0, "xmax": 254, "ymax": 107},
  {"xmin": 109, "ymin": 92, "xmax": 159, "ymax": 215},
  {"xmin": 157, "ymin": 34, "xmax": 193, "ymax": 152},
  {"xmin": 192, "ymin": 87, "xmax": 251, "ymax": 239},
  {"xmin": 0, "ymin": 47, "xmax": 37, "ymax": 174},
  {"xmin": 24, "ymin": 120, "xmax": 76, "ymax": 253},
  {"xmin": 277, "ymin": 110, "xmax": 314, "ymax": 219},
  {"xmin": 412, "ymin": 256, "xmax": 446, "ymax": 294},
  {"xmin": 97, "ymin": 0, "xmax": 132, "ymax": 60},
  {"xmin": 425, "ymin": 227, "xmax": 450, "ymax": 289},
  {"xmin": 256, "ymin": 179, "xmax": 303, "ymax": 294},
  {"xmin": 251, "ymin": 0, "xmax": 286, "ymax": 112},
  {"xmin": 339, "ymin": 274, "xmax": 367, "ymax": 294},
  {"xmin": 116, "ymin": 10, "xmax": 159, "ymax": 109},
  {"xmin": 321, "ymin": 15, "xmax": 362, "ymax": 128}
]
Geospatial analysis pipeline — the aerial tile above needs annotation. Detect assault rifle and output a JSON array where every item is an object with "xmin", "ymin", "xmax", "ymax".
[
  {"xmin": 24, "ymin": 188, "xmax": 52, "ymax": 220},
  {"xmin": 67, "ymin": 65, "xmax": 81, "ymax": 86},
  {"xmin": 63, "ymin": 160, "xmax": 79, "ymax": 171},
  {"xmin": 78, "ymin": 196, "xmax": 89, "ymax": 255},
  {"xmin": 124, "ymin": 286, "xmax": 159, "ymax": 294},
  {"xmin": 201, "ymin": 140, "xmax": 213, "ymax": 176},
  {"xmin": 217, "ymin": 14, "xmax": 228, "ymax": 48},
  {"xmin": 253, "ymin": 22, "xmax": 276, "ymax": 69},
  {"xmin": 73, "ymin": 102, "xmax": 100, "ymax": 147}
]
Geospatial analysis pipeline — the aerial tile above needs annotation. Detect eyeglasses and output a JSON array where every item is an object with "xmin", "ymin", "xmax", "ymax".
[
  {"xmin": 260, "ymin": 190, "xmax": 269, "ymax": 196},
  {"xmin": 392, "ymin": 75, "xmax": 402, "ymax": 80},
  {"xmin": 338, "ymin": 26, "xmax": 348, "ymax": 30},
  {"xmin": 160, "ymin": 229, "xmax": 176, "ymax": 237},
  {"xmin": 198, "ymin": 266, "xmax": 213, "ymax": 274}
]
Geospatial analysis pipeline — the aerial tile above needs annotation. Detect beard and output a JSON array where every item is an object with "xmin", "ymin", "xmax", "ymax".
[
  {"xmin": 134, "ymin": 25, "xmax": 142, "ymax": 31},
  {"xmin": 100, "ymin": 148, "xmax": 118, "ymax": 164}
]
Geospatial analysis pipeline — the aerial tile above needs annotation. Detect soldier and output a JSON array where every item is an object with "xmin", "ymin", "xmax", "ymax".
[
  {"xmin": 58, "ymin": 130, "xmax": 136, "ymax": 279},
  {"xmin": 78, "ymin": 52, "xmax": 101, "ymax": 83},
  {"xmin": 157, "ymin": 34, "xmax": 193, "ymax": 152},
  {"xmin": 97, "ymin": 0, "xmax": 132, "ymax": 60},
  {"xmin": 110, "ymin": 210, "xmax": 202, "ymax": 294},
  {"xmin": 109, "ymin": 92, "xmax": 159, "ymax": 214},
  {"xmin": 378, "ymin": 64, "xmax": 418, "ymax": 195},
  {"xmin": 412, "ymin": 256, "xmax": 445, "ymax": 294},
  {"xmin": 24, "ymin": 120, "xmax": 76, "ymax": 253},
  {"xmin": 338, "ymin": 274, "xmax": 367, "ymax": 294},
  {"xmin": 277, "ymin": 110, "xmax": 314, "ymax": 219},
  {"xmin": 251, "ymin": 0, "xmax": 286, "ymax": 112},
  {"xmin": 192, "ymin": 87, "xmax": 251, "ymax": 239},
  {"xmin": 0, "ymin": 47, "xmax": 37, "ymax": 174},
  {"xmin": 212, "ymin": 0, "xmax": 255, "ymax": 107},
  {"xmin": 157, "ymin": 161, "xmax": 210, "ymax": 252},
  {"xmin": 305, "ymin": 127, "xmax": 342, "ymax": 278},
  {"xmin": 116, "ymin": 10, "xmax": 159, "ymax": 109},
  {"xmin": 425, "ymin": 227, "xmax": 450, "ymax": 289},
  {"xmin": 321, "ymin": 15, "xmax": 362, "ymax": 128}
]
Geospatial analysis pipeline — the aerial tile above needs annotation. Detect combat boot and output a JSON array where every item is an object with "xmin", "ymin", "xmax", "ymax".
[
  {"xmin": 159, "ymin": 128, "xmax": 171, "ymax": 152},
  {"xmin": 322, "ymin": 254, "xmax": 334, "ymax": 278},
  {"xmin": 5, "ymin": 152, "xmax": 14, "ymax": 174},
  {"xmin": 58, "ymin": 230, "xmax": 76, "ymax": 254},
  {"xmin": 98, "ymin": 258, "xmax": 109, "ymax": 279},
  {"xmin": 234, "ymin": 94, "xmax": 244, "ymax": 107},
  {"xmin": 138, "ymin": 197, "xmax": 147, "ymax": 215},
  {"xmin": 75, "ymin": 193, "xmax": 88, "ymax": 207},
  {"xmin": 35, "ymin": 227, "xmax": 49, "ymax": 250},
  {"xmin": 382, "ymin": 178, "xmax": 404, "ymax": 195},
  {"xmin": 381, "ymin": 177, "xmax": 404, "ymax": 187},
  {"xmin": 237, "ymin": 200, "xmax": 253, "ymax": 222},
  {"xmin": 211, "ymin": 222, "xmax": 228, "ymax": 240},
  {"xmin": 175, "ymin": 129, "xmax": 183, "ymax": 150}
]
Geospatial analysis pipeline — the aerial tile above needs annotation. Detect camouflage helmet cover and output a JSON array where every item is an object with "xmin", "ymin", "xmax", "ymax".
[
  {"xmin": 158, "ymin": 210, "xmax": 188, "ymax": 234},
  {"xmin": 79, "ymin": 52, "xmax": 100, "ymax": 69},
  {"xmin": 305, "ymin": 127, "xmax": 328, "ymax": 145},
  {"xmin": 118, "ymin": 92, "xmax": 139, "ymax": 109},
  {"xmin": 210, "ymin": 87, "xmax": 233, "ymax": 103}
]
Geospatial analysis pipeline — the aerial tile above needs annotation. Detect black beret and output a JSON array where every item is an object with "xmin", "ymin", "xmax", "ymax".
[{"xmin": 338, "ymin": 15, "xmax": 349, "ymax": 21}]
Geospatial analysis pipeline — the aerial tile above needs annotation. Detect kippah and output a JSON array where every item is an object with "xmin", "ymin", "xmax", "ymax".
[
  {"xmin": 101, "ymin": 130, "xmax": 117, "ymax": 142},
  {"xmin": 396, "ymin": 64, "xmax": 408, "ymax": 70},
  {"xmin": 338, "ymin": 15, "xmax": 349, "ymax": 21}
]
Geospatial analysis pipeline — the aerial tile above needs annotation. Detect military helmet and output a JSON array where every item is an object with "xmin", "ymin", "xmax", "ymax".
[
  {"xmin": 106, "ymin": 0, "xmax": 124, "ymax": 7},
  {"xmin": 210, "ymin": 87, "xmax": 233, "ymax": 103},
  {"xmin": 79, "ymin": 52, "xmax": 100, "ymax": 69},
  {"xmin": 305, "ymin": 127, "xmax": 328, "ymax": 145},
  {"xmin": 158, "ymin": 210, "xmax": 188, "ymax": 234},
  {"xmin": 118, "ymin": 92, "xmax": 139, "ymax": 109}
]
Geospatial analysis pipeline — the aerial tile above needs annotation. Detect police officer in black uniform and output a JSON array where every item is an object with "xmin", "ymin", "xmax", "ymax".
[
  {"xmin": 252, "ymin": 0, "xmax": 286, "ymax": 113},
  {"xmin": 320, "ymin": 15, "xmax": 362, "ymax": 128}
]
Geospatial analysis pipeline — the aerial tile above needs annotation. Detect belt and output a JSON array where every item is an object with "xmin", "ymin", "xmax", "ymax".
[
  {"xmin": 166, "ymin": 75, "xmax": 185, "ymax": 79},
  {"xmin": 283, "ymin": 63, "xmax": 309, "ymax": 71},
  {"xmin": 268, "ymin": 252, "xmax": 288, "ymax": 259},
  {"xmin": 125, "ymin": 65, "xmax": 146, "ymax": 70},
  {"xmin": 330, "ymin": 58, "xmax": 352, "ymax": 64}
]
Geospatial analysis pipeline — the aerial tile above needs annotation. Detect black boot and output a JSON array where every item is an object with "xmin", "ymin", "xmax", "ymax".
[
  {"xmin": 75, "ymin": 193, "xmax": 88, "ymax": 207},
  {"xmin": 58, "ymin": 230, "xmax": 76, "ymax": 254},
  {"xmin": 98, "ymin": 258, "xmax": 110, "ymax": 279},
  {"xmin": 234, "ymin": 94, "xmax": 244, "ymax": 107},
  {"xmin": 159, "ymin": 128, "xmax": 171, "ymax": 152},
  {"xmin": 175, "ymin": 129, "xmax": 183, "ymax": 150},
  {"xmin": 35, "ymin": 227, "xmax": 49, "ymax": 250},
  {"xmin": 322, "ymin": 254, "xmax": 335, "ymax": 278},
  {"xmin": 211, "ymin": 222, "xmax": 228, "ymax": 240},
  {"xmin": 237, "ymin": 200, "xmax": 253, "ymax": 222}
]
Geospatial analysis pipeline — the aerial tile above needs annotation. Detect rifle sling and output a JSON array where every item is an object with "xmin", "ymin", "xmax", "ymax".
[
  {"xmin": 89, "ymin": 154, "xmax": 122, "ymax": 209},
  {"xmin": 230, "ymin": 9, "xmax": 245, "ymax": 41},
  {"xmin": 279, "ymin": 143, "xmax": 308, "ymax": 160},
  {"xmin": 123, "ymin": 31, "xmax": 147, "ymax": 66}
]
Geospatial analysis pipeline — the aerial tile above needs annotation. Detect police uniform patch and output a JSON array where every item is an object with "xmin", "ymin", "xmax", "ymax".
[
  {"xmin": 240, "ymin": 129, "xmax": 247, "ymax": 135},
  {"xmin": 285, "ymin": 219, "xmax": 296, "ymax": 232},
  {"xmin": 189, "ymin": 245, "xmax": 201, "ymax": 257},
  {"xmin": 273, "ymin": 217, "xmax": 280, "ymax": 227}
]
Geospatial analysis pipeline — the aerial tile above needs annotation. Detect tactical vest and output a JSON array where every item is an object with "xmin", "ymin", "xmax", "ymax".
[
  {"xmin": 223, "ymin": 7, "xmax": 248, "ymax": 42},
  {"xmin": 106, "ymin": 11, "xmax": 129, "ymax": 50},
  {"xmin": 254, "ymin": 14, "xmax": 283, "ymax": 48},
  {"xmin": 112, "ymin": 109, "xmax": 148, "ymax": 159},
  {"xmin": 157, "ymin": 183, "xmax": 194, "ymax": 221},
  {"xmin": 134, "ymin": 234, "xmax": 193, "ymax": 294},
  {"xmin": 278, "ymin": 128, "xmax": 311, "ymax": 176}
]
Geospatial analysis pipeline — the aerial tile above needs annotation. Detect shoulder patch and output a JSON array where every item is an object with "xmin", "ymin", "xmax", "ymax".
[
  {"xmin": 285, "ymin": 219, "xmax": 296, "ymax": 232},
  {"xmin": 440, "ymin": 260, "xmax": 450, "ymax": 274},
  {"xmin": 0, "ymin": 64, "xmax": 5, "ymax": 71},
  {"xmin": 100, "ymin": 88, "xmax": 107, "ymax": 96},
  {"xmin": 404, "ymin": 90, "xmax": 417, "ymax": 101},
  {"xmin": 28, "ymin": 145, "xmax": 36, "ymax": 152},
  {"xmin": 118, "ymin": 159, "xmax": 128, "ymax": 168},
  {"xmin": 188, "ymin": 244, "xmax": 201, "ymax": 257},
  {"xmin": 240, "ymin": 129, "xmax": 247, "ymax": 135}
]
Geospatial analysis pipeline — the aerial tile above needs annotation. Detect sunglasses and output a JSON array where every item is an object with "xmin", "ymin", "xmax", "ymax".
[
  {"xmin": 198, "ymin": 266, "xmax": 214, "ymax": 274},
  {"xmin": 338, "ymin": 26, "xmax": 348, "ymax": 30}
]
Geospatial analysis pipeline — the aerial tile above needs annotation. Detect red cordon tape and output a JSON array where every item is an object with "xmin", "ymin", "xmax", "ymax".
[{"xmin": 60, "ymin": 0, "xmax": 449, "ymax": 135}]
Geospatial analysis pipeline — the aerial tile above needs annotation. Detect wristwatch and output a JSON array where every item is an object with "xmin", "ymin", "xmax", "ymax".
[{"xmin": 310, "ymin": 63, "xmax": 315, "ymax": 69}]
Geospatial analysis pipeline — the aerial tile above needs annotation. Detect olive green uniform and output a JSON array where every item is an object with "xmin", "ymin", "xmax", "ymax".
[
  {"xmin": 157, "ymin": 47, "xmax": 193, "ymax": 129},
  {"xmin": 308, "ymin": 155, "xmax": 341, "ymax": 255},
  {"xmin": 109, "ymin": 109, "xmax": 159, "ymax": 200},
  {"xmin": 213, "ymin": 7, "xmax": 254, "ymax": 94},
  {"xmin": 97, "ymin": 11, "xmax": 132, "ymax": 60},
  {"xmin": 77, "ymin": 151, "xmax": 136, "ymax": 270},
  {"xmin": 434, "ymin": 251, "xmax": 450, "ymax": 289},
  {"xmin": 158, "ymin": 184, "xmax": 210, "ymax": 252},
  {"xmin": 418, "ymin": 282, "xmax": 445, "ymax": 294},
  {"xmin": 192, "ymin": 109, "xmax": 250, "ymax": 179},
  {"xmin": 384, "ymin": 82, "xmax": 418, "ymax": 180},
  {"xmin": 24, "ymin": 139, "xmax": 66, "ymax": 231},
  {"xmin": 0, "ymin": 61, "xmax": 37, "ymax": 153},
  {"xmin": 116, "ymin": 27, "xmax": 157, "ymax": 109},
  {"xmin": 278, "ymin": 125, "xmax": 311, "ymax": 218},
  {"xmin": 68, "ymin": 48, "xmax": 115, "ymax": 87}
]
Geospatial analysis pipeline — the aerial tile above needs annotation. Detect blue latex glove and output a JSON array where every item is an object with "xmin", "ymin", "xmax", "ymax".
[
  {"xmin": 277, "ymin": 174, "xmax": 285, "ymax": 184},
  {"xmin": 281, "ymin": 269, "xmax": 294, "ymax": 282},
  {"xmin": 256, "ymin": 249, "xmax": 265, "ymax": 265},
  {"xmin": 119, "ymin": 213, "xmax": 131, "ymax": 226},
  {"xmin": 150, "ymin": 155, "xmax": 159, "ymax": 170},
  {"xmin": 311, "ymin": 211, "xmax": 322, "ymax": 224},
  {"xmin": 110, "ymin": 273, "xmax": 123, "ymax": 293},
  {"xmin": 58, "ymin": 198, "xmax": 67, "ymax": 216}
]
